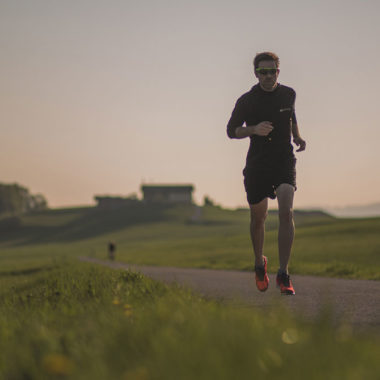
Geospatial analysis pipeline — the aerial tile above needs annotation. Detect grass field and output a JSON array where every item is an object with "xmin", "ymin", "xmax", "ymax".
[
  {"xmin": 1, "ymin": 204, "xmax": 379, "ymax": 280},
  {"xmin": 0, "ymin": 260, "xmax": 379, "ymax": 379},
  {"xmin": 1, "ymin": 205, "xmax": 379, "ymax": 378}
]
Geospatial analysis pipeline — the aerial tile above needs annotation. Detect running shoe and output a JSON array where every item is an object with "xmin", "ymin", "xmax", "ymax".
[
  {"xmin": 254, "ymin": 256, "xmax": 269, "ymax": 292},
  {"xmin": 276, "ymin": 272, "xmax": 295, "ymax": 295}
]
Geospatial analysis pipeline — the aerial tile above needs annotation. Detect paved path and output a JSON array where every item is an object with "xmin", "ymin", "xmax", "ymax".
[{"xmin": 79, "ymin": 257, "xmax": 380, "ymax": 329}]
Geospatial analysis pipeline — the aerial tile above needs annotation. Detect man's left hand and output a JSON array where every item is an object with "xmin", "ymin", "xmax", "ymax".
[{"xmin": 293, "ymin": 137, "xmax": 306, "ymax": 152}]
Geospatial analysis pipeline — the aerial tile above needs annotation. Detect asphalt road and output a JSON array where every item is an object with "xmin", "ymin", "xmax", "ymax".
[{"xmin": 79, "ymin": 257, "xmax": 380, "ymax": 330}]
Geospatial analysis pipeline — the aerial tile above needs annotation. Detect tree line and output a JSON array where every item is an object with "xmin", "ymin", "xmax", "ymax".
[{"xmin": 0, "ymin": 183, "xmax": 48, "ymax": 215}]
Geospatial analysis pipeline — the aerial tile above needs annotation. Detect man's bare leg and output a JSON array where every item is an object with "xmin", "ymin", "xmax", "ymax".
[
  {"xmin": 275, "ymin": 184, "xmax": 295, "ymax": 273},
  {"xmin": 249, "ymin": 198, "xmax": 268, "ymax": 267}
]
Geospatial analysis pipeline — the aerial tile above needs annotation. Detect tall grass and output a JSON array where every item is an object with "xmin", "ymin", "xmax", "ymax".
[{"xmin": 0, "ymin": 262, "xmax": 379, "ymax": 379}]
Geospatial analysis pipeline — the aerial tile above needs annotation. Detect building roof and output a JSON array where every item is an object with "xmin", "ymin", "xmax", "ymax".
[{"xmin": 141, "ymin": 184, "xmax": 194, "ymax": 192}]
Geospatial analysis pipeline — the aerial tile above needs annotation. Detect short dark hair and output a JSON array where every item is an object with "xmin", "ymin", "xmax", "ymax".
[{"xmin": 253, "ymin": 52, "xmax": 280, "ymax": 70}]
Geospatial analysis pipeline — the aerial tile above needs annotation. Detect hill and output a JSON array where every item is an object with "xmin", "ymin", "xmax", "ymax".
[
  {"xmin": 0, "ymin": 204, "xmax": 333, "ymax": 245},
  {"xmin": 0, "ymin": 204, "xmax": 379, "ymax": 280}
]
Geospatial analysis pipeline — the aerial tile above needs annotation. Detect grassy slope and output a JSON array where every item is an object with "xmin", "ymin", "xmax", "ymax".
[
  {"xmin": 0, "ymin": 261, "xmax": 379, "ymax": 379},
  {"xmin": 0, "ymin": 204, "xmax": 379, "ymax": 279}
]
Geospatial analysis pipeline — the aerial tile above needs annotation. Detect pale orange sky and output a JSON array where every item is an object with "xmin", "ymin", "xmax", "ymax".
[{"xmin": 1, "ymin": 0, "xmax": 379, "ymax": 209}]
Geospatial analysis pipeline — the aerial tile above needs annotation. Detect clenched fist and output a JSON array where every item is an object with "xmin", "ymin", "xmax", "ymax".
[
  {"xmin": 293, "ymin": 136, "xmax": 306, "ymax": 152},
  {"xmin": 251, "ymin": 121, "xmax": 274, "ymax": 136}
]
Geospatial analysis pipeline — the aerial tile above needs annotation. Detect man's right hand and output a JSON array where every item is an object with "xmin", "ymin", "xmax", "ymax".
[
  {"xmin": 250, "ymin": 121, "xmax": 273, "ymax": 136},
  {"xmin": 234, "ymin": 121, "xmax": 274, "ymax": 139}
]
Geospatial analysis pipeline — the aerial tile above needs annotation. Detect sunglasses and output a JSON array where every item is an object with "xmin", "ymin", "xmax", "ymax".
[{"xmin": 255, "ymin": 68, "xmax": 278, "ymax": 76}]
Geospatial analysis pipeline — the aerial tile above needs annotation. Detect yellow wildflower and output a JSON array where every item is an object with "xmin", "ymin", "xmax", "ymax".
[
  {"xmin": 124, "ymin": 304, "xmax": 133, "ymax": 317},
  {"xmin": 42, "ymin": 354, "xmax": 73, "ymax": 376},
  {"xmin": 124, "ymin": 367, "xmax": 149, "ymax": 380},
  {"xmin": 281, "ymin": 328, "xmax": 299, "ymax": 344}
]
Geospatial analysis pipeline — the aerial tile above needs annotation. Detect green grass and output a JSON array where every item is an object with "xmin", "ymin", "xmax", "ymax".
[
  {"xmin": 0, "ymin": 207, "xmax": 379, "ymax": 378},
  {"xmin": 0, "ymin": 204, "xmax": 379, "ymax": 279},
  {"xmin": 0, "ymin": 261, "xmax": 379, "ymax": 379}
]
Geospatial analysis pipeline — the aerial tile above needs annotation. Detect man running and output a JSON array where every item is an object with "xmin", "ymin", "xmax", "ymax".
[{"xmin": 227, "ymin": 52, "xmax": 306, "ymax": 295}]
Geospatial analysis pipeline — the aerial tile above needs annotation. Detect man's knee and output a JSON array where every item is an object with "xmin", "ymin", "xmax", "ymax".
[
  {"xmin": 278, "ymin": 207, "xmax": 294, "ymax": 224},
  {"xmin": 249, "ymin": 198, "xmax": 268, "ymax": 228},
  {"xmin": 250, "ymin": 209, "xmax": 267, "ymax": 227},
  {"xmin": 276, "ymin": 183, "xmax": 294, "ymax": 224}
]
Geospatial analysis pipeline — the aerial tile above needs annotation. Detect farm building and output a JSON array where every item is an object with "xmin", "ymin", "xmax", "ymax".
[
  {"xmin": 141, "ymin": 184, "xmax": 194, "ymax": 204},
  {"xmin": 94, "ymin": 195, "xmax": 139, "ymax": 209}
]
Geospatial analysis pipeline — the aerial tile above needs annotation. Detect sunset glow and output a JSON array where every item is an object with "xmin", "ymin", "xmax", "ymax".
[{"xmin": 1, "ymin": 0, "xmax": 379, "ymax": 209}]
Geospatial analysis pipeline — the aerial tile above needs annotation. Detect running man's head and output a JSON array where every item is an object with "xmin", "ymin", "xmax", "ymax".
[{"xmin": 253, "ymin": 52, "xmax": 280, "ymax": 92}]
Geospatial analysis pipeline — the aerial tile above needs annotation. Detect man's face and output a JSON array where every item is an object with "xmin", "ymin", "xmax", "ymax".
[{"xmin": 255, "ymin": 60, "xmax": 279, "ymax": 91}]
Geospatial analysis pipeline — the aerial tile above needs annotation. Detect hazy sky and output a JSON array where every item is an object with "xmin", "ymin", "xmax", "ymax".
[{"xmin": 1, "ymin": 0, "xmax": 379, "ymax": 209}]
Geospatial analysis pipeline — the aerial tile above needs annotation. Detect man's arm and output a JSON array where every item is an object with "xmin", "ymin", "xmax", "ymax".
[
  {"xmin": 290, "ymin": 92, "xmax": 306, "ymax": 152},
  {"xmin": 235, "ymin": 122, "xmax": 274, "ymax": 139},
  {"xmin": 226, "ymin": 97, "xmax": 246, "ymax": 138},
  {"xmin": 227, "ymin": 96, "xmax": 273, "ymax": 139},
  {"xmin": 291, "ymin": 121, "xmax": 306, "ymax": 152}
]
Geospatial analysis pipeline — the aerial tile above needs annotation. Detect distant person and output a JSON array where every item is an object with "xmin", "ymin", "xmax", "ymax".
[
  {"xmin": 227, "ymin": 52, "xmax": 306, "ymax": 295},
  {"xmin": 108, "ymin": 241, "xmax": 116, "ymax": 261}
]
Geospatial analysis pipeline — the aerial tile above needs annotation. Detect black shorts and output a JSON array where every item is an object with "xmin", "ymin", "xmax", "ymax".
[{"xmin": 243, "ymin": 159, "xmax": 297, "ymax": 205}]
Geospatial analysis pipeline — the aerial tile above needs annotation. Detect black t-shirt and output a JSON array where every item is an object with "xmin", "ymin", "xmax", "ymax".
[{"xmin": 227, "ymin": 83, "xmax": 297, "ymax": 169}]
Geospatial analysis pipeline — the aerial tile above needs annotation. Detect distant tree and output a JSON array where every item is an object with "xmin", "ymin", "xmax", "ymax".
[
  {"xmin": 203, "ymin": 195, "xmax": 214, "ymax": 206},
  {"xmin": 0, "ymin": 183, "xmax": 48, "ymax": 215},
  {"xmin": 29, "ymin": 194, "xmax": 48, "ymax": 211}
]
